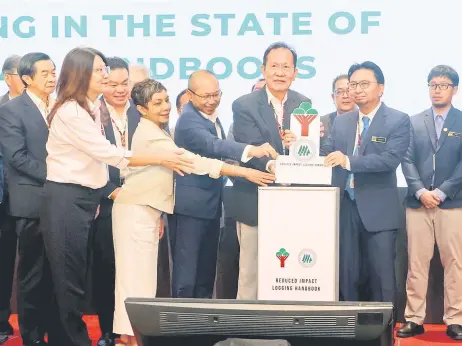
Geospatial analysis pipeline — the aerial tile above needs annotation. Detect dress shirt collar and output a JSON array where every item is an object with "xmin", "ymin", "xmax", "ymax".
[
  {"xmin": 266, "ymin": 86, "xmax": 288, "ymax": 106},
  {"xmin": 432, "ymin": 106, "xmax": 451, "ymax": 121},
  {"xmin": 26, "ymin": 90, "xmax": 55, "ymax": 111},
  {"xmin": 199, "ymin": 111, "xmax": 218, "ymax": 124},
  {"xmin": 105, "ymin": 99, "xmax": 130, "ymax": 121},
  {"xmin": 87, "ymin": 98, "xmax": 102, "ymax": 118},
  {"xmin": 359, "ymin": 101, "xmax": 382, "ymax": 122}
]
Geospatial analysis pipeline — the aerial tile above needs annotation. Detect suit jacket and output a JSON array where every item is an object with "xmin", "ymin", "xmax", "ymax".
[
  {"xmin": 320, "ymin": 111, "xmax": 337, "ymax": 139},
  {"xmin": 115, "ymin": 117, "xmax": 223, "ymax": 213},
  {"xmin": 320, "ymin": 103, "xmax": 410, "ymax": 232},
  {"xmin": 173, "ymin": 102, "xmax": 246, "ymax": 220},
  {"xmin": 230, "ymin": 88, "xmax": 311, "ymax": 226},
  {"xmin": 402, "ymin": 106, "xmax": 462, "ymax": 209},
  {"xmin": 0, "ymin": 93, "xmax": 9, "ymax": 203},
  {"xmin": 98, "ymin": 98, "xmax": 140, "ymax": 217},
  {"xmin": 0, "ymin": 92, "xmax": 48, "ymax": 218}
]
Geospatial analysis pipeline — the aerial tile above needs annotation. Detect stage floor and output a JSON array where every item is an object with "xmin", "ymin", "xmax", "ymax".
[{"xmin": 1, "ymin": 316, "xmax": 457, "ymax": 345}]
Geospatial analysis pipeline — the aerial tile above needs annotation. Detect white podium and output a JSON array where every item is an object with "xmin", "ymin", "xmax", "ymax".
[{"xmin": 257, "ymin": 186, "xmax": 339, "ymax": 301}]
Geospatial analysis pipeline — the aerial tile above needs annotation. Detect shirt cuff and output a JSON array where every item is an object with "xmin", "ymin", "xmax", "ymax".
[
  {"xmin": 345, "ymin": 156, "xmax": 351, "ymax": 171},
  {"xmin": 266, "ymin": 160, "xmax": 275, "ymax": 172},
  {"xmin": 434, "ymin": 188, "xmax": 447, "ymax": 203},
  {"xmin": 241, "ymin": 145, "xmax": 252, "ymax": 163},
  {"xmin": 415, "ymin": 188, "xmax": 427, "ymax": 200},
  {"xmin": 115, "ymin": 150, "xmax": 132, "ymax": 169}
]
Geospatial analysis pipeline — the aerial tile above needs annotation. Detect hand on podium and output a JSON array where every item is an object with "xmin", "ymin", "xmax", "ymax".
[
  {"xmin": 249, "ymin": 143, "xmax": 279, "ymax": 159},
  {"xmin": 242, "ymin": 168, "xmax": 275, "ymax": 187}
]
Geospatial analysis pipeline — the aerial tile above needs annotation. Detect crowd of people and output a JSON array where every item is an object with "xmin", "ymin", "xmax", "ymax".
[{"xmin": 0, "ymin": 40, "xmax": 461, "ymax": 346}]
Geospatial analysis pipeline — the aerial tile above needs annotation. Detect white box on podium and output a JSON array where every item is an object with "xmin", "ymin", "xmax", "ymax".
[{"xmin": 257, "ymin": 187, "xmax": 339, "ymax": 301}]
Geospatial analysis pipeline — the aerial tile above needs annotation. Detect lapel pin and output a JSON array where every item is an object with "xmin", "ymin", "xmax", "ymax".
[{"xmin": 444, "ymin": 128, "xmax": 448, "ymax": 132}]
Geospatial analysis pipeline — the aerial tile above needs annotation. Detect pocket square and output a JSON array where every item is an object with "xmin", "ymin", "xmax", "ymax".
[{"xmin": 371, "ymin": 136, "xmax": 386, "ymax": 143}]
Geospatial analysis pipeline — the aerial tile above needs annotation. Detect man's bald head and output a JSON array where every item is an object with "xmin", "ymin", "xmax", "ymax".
[
  {"xmin": 128, "ymin": 64, "xmax": 150, "ymax": 96},
  {"xmin": 187, "ymin": 70, "xmax": 221, "ymax": 115}
]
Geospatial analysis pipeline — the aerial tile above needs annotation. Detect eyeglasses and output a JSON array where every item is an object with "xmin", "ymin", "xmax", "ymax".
[
  {"xmin": 428, "ymin": 83, "xmax": 454, "ymax": 90},
  {"xmin": 348, "ymin": 81, "xmax": 377, "ymax": 90},
  {"xmin": 93, "ymin": 66, "xmax": 110, "ymax": 75},
  {"xmin": 334, "ymin": 88, "xmax": 349, "ymax": 96},
  {"xmin": 189, "ymin": 89, "xmax": 222, "ymax": 100},
  {"xmin": 5, "ymin": 73, "xmax": 18, "ymax": 76}
]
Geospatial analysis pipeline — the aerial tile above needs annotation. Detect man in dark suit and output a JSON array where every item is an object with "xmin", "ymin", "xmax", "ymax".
[
  {"xmin": 171, "ymin": 70, "xmax": 276, "ymax": 298},
  {"xmin": 0, "ymin": 54, "xmax": 23, "ymax": 345},
  {"xmin": 91, "ymin": 57, "xmax": 140, "ymax": 346},
  {"xmin": 320, "ymin": 74, "xmax": 356, "ymax": 139},
  {"xmin": 0, "ymin": 53, "xmax": 56, "ymax": 346},
  {"xmin": 321, "ymin": 61, "xmax": 410, "ymax": 304},
  {"xmin": 398, "ymin": 65, "xmax": 462, "ymax": 340},
  {"xmin": 232, "ymin": 42, "xmax": 311, "ymax": 300}
]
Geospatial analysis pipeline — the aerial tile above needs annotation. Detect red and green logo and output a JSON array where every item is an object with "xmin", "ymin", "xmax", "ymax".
[
  {"xmin": 292, "ymin": 101, "xmax": 319, "ymax": 137},
  {"xmin": 276, "ymin": 248, "xmax": 289, "ymax": 268}
]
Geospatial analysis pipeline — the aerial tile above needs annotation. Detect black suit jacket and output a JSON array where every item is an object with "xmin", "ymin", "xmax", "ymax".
[
  {"xmin": 0, "ymin": 92, "xmax": 48, "ymax": 218},
  {"xmin": 99, "ymin": 99, "xmax": 141, "ymax": 217},
  {"xmin": 0, "ymin": 93, "xmax": 9, "ymax": 202},
  {"xmin": 230, "ymin": 88, "xmax": 311, "ymax": 226},
  {"xmin": 0, "ymin": 93, "xmax": 9, "ymax": 106},
  {"xmin": 320, "ymin": 111, "xmax": 337, "ymax": 139}
]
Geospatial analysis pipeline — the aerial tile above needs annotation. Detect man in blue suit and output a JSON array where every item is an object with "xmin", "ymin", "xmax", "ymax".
[
  {"xmin": 172, "ymin": 70, "xmax": 277, "ymax": 298},
  {"xmin": 398, "ymin": 65, "xmax": 462, "ymax": 340},
  {"xmin": 321, "ymin": 61, "xmax": 410, "ymax": 304}
]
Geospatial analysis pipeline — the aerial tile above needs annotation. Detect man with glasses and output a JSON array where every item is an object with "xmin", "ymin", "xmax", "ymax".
[
  {"xmin": 0, "ymin": 54, "xmax": 23, "ymax": 345},
  {"xmin": 321, "ymin": 74, "xmax": 356, "ymax": 139},
  {"xmin": 92, "ymin": 57, "xmax": 140, "ymax": 346},
  {"xmin": 171, "ymin": 69, "xmax": 277, "ymax": 298},
  {"xmin": 321, "ymin": 61, "xmax": 410, "ymax": 305},
  {"xmin": 398, "ymin": 65, "xmax": 462, "ymax": 340}
]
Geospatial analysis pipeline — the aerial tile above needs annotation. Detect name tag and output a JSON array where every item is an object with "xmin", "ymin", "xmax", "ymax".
[
  {"xmin": 448, "ymin": 131, "xmax": 461, "ymax": 137},
  {"xmin": 371, "ymin": 136, "xmax": 387, "ymax": 143}
]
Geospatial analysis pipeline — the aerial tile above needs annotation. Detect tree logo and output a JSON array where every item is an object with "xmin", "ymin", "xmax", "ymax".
[
  {"xmin": 292, "ymin": 101, "xmax": 319, "ymax": 137},
  {"xmin": 298, "ymin": 249, "xmax": 317, "ymax": 268},
  {"xmin": 293, "ymin": 138, "xmax": 317, "ymax": 162},
  {"xmin": 276, "ymin": 248, "xmax": 289, "ymax": 268}
]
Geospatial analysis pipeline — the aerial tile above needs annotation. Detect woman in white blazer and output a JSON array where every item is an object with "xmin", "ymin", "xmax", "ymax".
[{"xmin": 112, "ymin": 79, "xmax": 277, "ymax": 346}]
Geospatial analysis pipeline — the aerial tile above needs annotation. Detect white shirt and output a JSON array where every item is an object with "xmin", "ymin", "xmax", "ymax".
[
  {"xmin": 46, "ymin": 99, "xmax": 132, "ymax": 189},
  {"xmin": 265, "ymin": 87, "xmax": 288, "ymax": 172},
  {"xmin": 26, "ymin": 90, "xmax": 55, "ymax": 126},
  {"xmin": 105, "ymin": 100, "xmax": 131, "ymax": 178},
  {"xmin": 345, "ymin": 102, "xmax": 382, "ymax": 171},
  {"xmin": 198, "ymin": 111, "xmax": 251, "ymax": 163}
]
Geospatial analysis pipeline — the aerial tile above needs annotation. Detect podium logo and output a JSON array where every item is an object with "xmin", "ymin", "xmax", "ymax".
[
  {"xmin": 276, "ymin": 248, "xmax": 289, "ymax": 268},
  {"xmin": 298, "ymin": 249, "xmax": 317, "ymax": 268},
  {"xmin": 292, "ymin": 101, "xmax": 319, "ymax": 137},
  {"xmin": 293, "ymin": 138, "xmax": 317, "ymax": 162}
]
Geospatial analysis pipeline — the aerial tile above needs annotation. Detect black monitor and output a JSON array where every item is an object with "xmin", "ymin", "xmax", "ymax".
[{"xmin": 125, "ymin": 299, "xmax": 394, "ymax": 346}]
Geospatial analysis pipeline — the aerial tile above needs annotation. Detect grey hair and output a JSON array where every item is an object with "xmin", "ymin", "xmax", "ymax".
[
  {"xmin": 131, "ymin": 78, "xmax": 167, "ymax": 107},
  {"xmin": 2, "ymin": 55, "xmax": 21, "ymax": 74}
]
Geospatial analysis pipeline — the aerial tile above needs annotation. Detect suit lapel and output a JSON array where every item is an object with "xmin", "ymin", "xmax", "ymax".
[
  {"xmin": 423, "ymin": 108, "xmax": 437, "ymax": 152},
  {"xmin": 0, "ymin": 93, "xmax": 9, "ymax": 105},
  {"xmin": 437, "ymin": 106, "xmax": 457, "ymax": 151},
  {"xmin": 100, "ymin": 100, "xmax": 116, "ymax": 146},
  {"xmin": 216, "ymin": 118, "xmax": 226, "ymax": 139},
  {"xmin": 283, "ymin": 92, "xmax": 298, "ymax": 131},
  {"xmin": 346, "ymin": 111, "xmax": 358, "ymax": 156},
  {"xmin": 258, "ymin": 90, "xmax": 284, "ymax": 154},
  {"xmin": 127, "ymin": 103, "xmax": 140, "ymax": 150},
  {"xmin": 21, "ymin": 93, "xmax": 48, "ymax": 133},
  {"xmin": 359, "ymin": 103, "xmax": 387, "ymax": 155},
  {"xmin": 189, "ymin": 103, "xmax": 217, "ymax": 135}
]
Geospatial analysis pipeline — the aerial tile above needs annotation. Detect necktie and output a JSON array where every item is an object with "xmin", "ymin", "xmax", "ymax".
[
  {"xmin": 435, "ymin": 115, "xmax": 444, "ymax": 144},
  {"xmin": 346, "ymin": 116, "xmax": 370, "ymax": 200}
]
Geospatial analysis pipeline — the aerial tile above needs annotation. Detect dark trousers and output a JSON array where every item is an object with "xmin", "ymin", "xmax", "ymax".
[
  {"xmin": 16, "ymin": 217, "xmax": 53, "ymax": 343},
  {"xmin": 90, "ymin": 214, "xmax": 115, "ymax": 335},
  {"xmin": 41, "ymin": 181, "xmax": 100, "ymax": 346},
  {"xmin": 171, "ymin": 214, "xmax": 221, "ymax": 298},
  {"xmin": 0, "ymin": 198, "xmax": 16, "ymax": 329},
  {"xmin": 340, "ymin": 196, "xmax": 397, "ymax": 304}
]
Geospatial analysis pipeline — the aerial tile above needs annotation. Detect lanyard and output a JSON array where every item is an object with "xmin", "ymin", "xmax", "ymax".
[
  {"xmin": 110, "ymin": 117, "xmax": 127, "ymax": 148},
  {"xmin": 270, "ymin": 102, "xmax": 285, "ymax": 139}
]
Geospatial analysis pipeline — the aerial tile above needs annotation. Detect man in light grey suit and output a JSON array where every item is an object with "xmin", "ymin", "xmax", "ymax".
[
  {"xmin": 398, "ymin": 65, "xmax": 462, "ymax": 340},
  {"xmin": 320, "ymin": 74, "xmax": 355, "ymax": 139}
]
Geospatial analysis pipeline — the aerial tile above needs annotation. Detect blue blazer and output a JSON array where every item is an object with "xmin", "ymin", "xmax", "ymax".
[
  {"xmin": 173, "ymin": 102, "xmax": 246, "ymax": 219},
  {"xmin": 0, "ymin": 93, "xmax": 9, "ymax": 203},
  {"xmin": 402, "ymin": 106, "xmax": 462, "ymax": 209},
  {"xmin": 320, "ymin": 103, "xmax": 410, "ymax": 232}
]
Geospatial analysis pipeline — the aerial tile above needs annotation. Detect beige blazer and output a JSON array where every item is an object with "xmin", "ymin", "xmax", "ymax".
[{"xmin": 114, "ymin": 118, "xmax": 223, "ymax": 213}]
